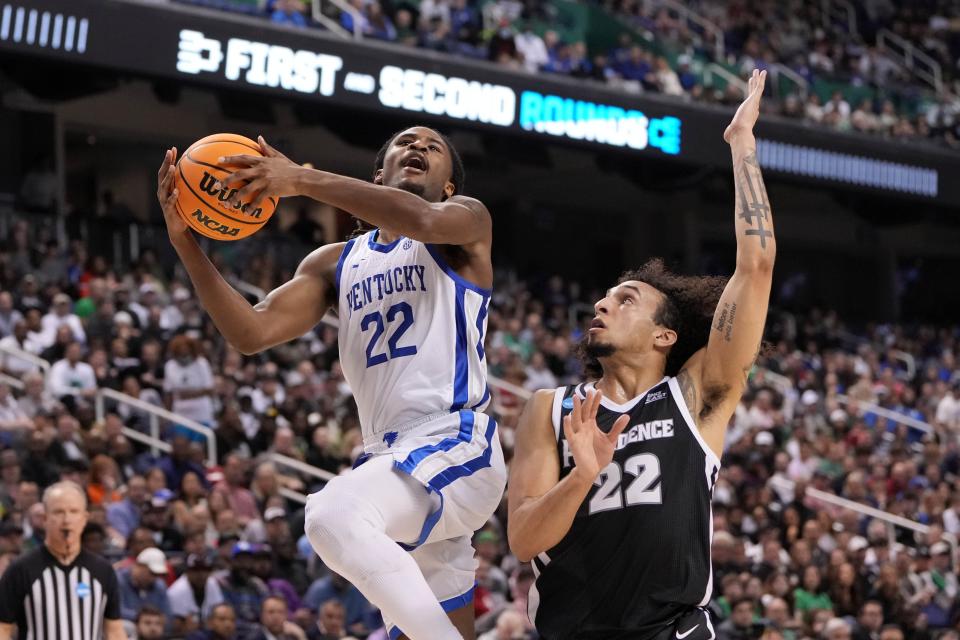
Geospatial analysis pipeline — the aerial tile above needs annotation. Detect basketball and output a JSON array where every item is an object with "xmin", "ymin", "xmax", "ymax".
[{"xmin": 174, "ymin": 133, "xmax": 278, "ymax": 241}]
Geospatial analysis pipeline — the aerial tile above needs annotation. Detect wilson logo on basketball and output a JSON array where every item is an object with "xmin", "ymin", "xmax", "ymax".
[
  {"xmin": 174, "ymin": 133, "xmax": 280, "ymax": 241},
  {"xmin": 198, "ymin": 171, "xmax": 264, "ymax": 218}
]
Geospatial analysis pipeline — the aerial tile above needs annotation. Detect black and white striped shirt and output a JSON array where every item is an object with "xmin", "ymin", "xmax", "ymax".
[{"xmin": 0, "ymin": 546, "xmax": 120, "ymax": 640}]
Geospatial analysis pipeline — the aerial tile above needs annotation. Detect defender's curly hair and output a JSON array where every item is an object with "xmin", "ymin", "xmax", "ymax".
[
  {"xmin": 577, "ymin": 259, "xmax": 728, "ymax": 379},
  {"xmin": 350, "ymin": 126, "xmax": 465, "ymax": 238}
]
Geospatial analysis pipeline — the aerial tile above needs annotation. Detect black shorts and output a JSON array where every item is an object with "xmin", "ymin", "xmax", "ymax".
[{"xmin": 650, "ymin": 608, "xmax": 717, "ymax": 640}]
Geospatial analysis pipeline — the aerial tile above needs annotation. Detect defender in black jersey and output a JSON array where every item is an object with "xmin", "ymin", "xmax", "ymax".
[
  {"xmin": 508, "ymin": 69, "xmax": 776, "ymax": 640},
  {"xmin": 0, "ymin": 482, "xmax": 125, "ymax": 640}
]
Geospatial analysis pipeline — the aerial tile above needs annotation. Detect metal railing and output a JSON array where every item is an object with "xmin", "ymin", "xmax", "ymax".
[
  {"xmin": 770, "ymin": 62, "xmax": 809, "ymax": 101},
  {"xmin": 311, "ymin": 0, "xmax": 361, "ymax": 39},
  {"xmin": 835, "ymin": 394, "xmax": 934, "ymax": 435},
  {"xmin": 891, "ymin": 349, "xmax": 917, "ymax": 381},
  {"xmin": 0, "ymin": 373, "xmax": 24, "ymax": 390},
  {"xmin": 0, "ymin": 343, "xmax": 50, "ymax": 374},
  {"xmin": 95, "ymin": 387, "xmax": 218, "ymax": 465},
  {"xmin": 642, "ymin": 0, "xmax": 725, "ymax": 61},
  {"xmin": 232, "ymin": 279, "xmax": 266, "ymax": 302},
  {"xmin": 768, "ymin": 475, "xmax": 932, "ymax": 547},
  {"xmin": 279, "ymin": 487, "xmax": 308, "ymax": 504},
  {"xmin": 703, "ymin": 63, "xmax": 748, "ymax": 96},
  {"xmin": 268, "ymin": 452, "xmax": 336, "ymax": 483},
  {"xmin": 877, "ymin": 28, "xmax": 943, "ymax": 94}
]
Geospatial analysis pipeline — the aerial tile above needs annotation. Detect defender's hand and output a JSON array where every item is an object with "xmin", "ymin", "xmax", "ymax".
[
  {"xmin": 724, "ymin": 69, "xmax": 766, "ymax": 145},
  {"xmin": 217, "ymin": 135, "xmax": 303, "ymax": 211},
  {"xmin": 156, "ymin": 148, "xmax": 189, "ymax": 240},
  {"xmin": 563, "ymin": 390, "xmax": 629, "ymax": 481}
]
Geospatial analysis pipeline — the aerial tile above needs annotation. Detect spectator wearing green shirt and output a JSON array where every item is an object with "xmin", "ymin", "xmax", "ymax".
[{"xmin": 794, "ymin": 565, "xmax": 833, "ymax": 618}]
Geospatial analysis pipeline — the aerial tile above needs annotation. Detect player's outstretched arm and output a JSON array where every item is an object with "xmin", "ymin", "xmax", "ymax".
[
  {"xmin": 157, "ymin": 149, "xmax": 344, "ymax": 355},
  {"xmin": 218, "ymin": 137, "xmax": 491, "ymax": 247},
  {"xmin": 508, "ymin": 390, "xmax": 629, "ymax": 562},
  {"xmin": 680, "ymin": 70, "xmax": 776, "ymax": 457}
]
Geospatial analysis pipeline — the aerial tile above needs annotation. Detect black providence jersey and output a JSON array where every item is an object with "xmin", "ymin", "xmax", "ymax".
[{"xmin": 530, "ymin": 377, "xmax": 721, "ymax": 640}]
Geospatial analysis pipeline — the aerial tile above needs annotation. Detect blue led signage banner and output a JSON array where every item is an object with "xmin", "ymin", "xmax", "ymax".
[{"xmin": 2, "ymin": 0, "xmax": 959, "ymax": 204}]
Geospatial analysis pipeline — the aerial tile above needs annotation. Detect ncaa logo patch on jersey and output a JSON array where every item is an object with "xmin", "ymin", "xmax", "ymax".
[
  {"xmin": 76, "ymin": 582, "xmax": 91, "ymax": 599},
  {"xmin": 562, "ymin": 397, "xmax": 574, "ymax": 410}
]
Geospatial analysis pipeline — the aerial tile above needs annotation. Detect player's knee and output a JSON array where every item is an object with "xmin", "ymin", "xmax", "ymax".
[{"xmin": 304, "ymin": 488, "xmax": 377, "ymax": 561}]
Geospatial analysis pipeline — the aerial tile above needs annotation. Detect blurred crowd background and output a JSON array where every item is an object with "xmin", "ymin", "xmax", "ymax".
[{"xmin": 0, "ymin": 209, "xmax": 958, "ymax": 639}]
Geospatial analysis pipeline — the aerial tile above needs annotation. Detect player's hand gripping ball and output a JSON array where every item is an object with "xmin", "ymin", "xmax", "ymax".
[{"xmin": 174, "ymin": 134, "xmax": 278, "ymax": 240}]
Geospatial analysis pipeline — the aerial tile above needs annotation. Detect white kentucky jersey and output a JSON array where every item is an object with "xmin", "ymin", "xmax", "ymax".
[{"xmin": 335, "ymin": 229, "xmax": 491, "ymax": 448}]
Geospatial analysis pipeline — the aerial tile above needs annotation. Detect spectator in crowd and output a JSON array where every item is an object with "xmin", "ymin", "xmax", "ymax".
[
  {"xmin": 307, "ymin": 600, "xmax": 347, "ymax": 640},
  {"xmin": 164, "ymin": 334, "xmax": 215, "ymax": 426},
  {"xmin": 133, "ymin": 605, "xmax": 167, "ymax": 640},
  {"xmin": 186, "ymin": 603, "xmax": 238, "ymax": 640},
  {"xmin": 254, "ymin": 595, "xmax": 307, "ymax": 640},
  {"xmin": 106, "ymin": 473, "xmax": 148, "ymax": 542},
  {"xmin": 41, "ymin": 292, "xmax": 86, "ymax": 345},
  {"xmin": 271, "ymin": 0, "xmax": 308, "ymax": 28},
  {"xmin": 718, "ymin": 597, "xmax": 757, "ymax": 640},
  {"xmin": 47, "ymin": 342, "xmax": 97, "ymax": 408},
  {"xmin": 117, "ymin": 547, "xmax": 173, "ymax": 626},
  {"xmin": 215, "ymin": 542, "xmax": 270, "ymax": 632},
  {"xmin": 169, "ymin": 552, "xmax": 224, "ymax": 635}
]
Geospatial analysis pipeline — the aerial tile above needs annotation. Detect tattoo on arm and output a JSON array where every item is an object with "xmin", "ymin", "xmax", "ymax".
[
  {"xmin": 736, "ymin": 152, "xmax": 773, "ymax": 249},
  {"xmin": 714, "ymin": 302, "xmax": 737, "ymax": 342}
]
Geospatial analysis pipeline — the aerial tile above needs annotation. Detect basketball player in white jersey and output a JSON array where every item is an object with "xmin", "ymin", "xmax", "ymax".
[{"xmin": 156, "ymin": 126, "xmax": 504, "ymax": 640}]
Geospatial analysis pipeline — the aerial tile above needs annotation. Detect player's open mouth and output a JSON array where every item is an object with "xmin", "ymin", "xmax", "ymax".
[
  {"xmin": 589, "ymin": 318, "xmax": 605, "ymax": 331},
  {"xmin": 401, "ymin": 154, "xmax": 427, "ymax": 174}
]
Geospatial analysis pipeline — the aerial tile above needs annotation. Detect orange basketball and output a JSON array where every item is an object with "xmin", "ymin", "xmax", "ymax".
[{"xmin": 175, "ymin": 133, "xmax": 278, "ymax": 241}]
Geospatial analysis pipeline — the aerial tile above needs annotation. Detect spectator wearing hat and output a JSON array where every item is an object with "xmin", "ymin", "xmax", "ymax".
[
  {"xmin": 41, "ymin": 292, "xmax": 86, "ymax": 345},
  {"xmin": 169, "ymin": 552, "xmax": 225, "ymax": 635},
  {"xmin": 186, "ymin": 603, "xmax": 239, "ymax": 640},
  {"xmin": 251, "ymin": 542, "xmax": 302, "ymax": 614},
  {"xmin": 917, "ymin": 541, "xmax": 957, "ymax": 627},
  {"xmin": 215, "ymin": 541, "xmax": 270, "ymax": 632},
  {"xmin": 118, "ymin": 547, "xmax": 173, "ymax": 626},
  {"xmin": 0, "ymin": 521, "xmax": 24, "ymax": 556},
  {"xmin": 141, "ymin": 490, "xmax": 185, "ymax": 553}
]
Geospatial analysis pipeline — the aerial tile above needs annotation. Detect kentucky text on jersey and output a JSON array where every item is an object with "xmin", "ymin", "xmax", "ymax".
[
  {"xmin": 345, "ymin": 265, "xmax": 428, "ymax": 316},
  {"xmin": 561, "ymin": 419, "xmax": 675, "ymax": 468}
]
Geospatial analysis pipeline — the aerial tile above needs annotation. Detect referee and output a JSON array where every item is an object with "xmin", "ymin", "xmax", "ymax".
[{"xmin": 0, "ymin": 482, "xmax": 126, "ymax": 640}]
